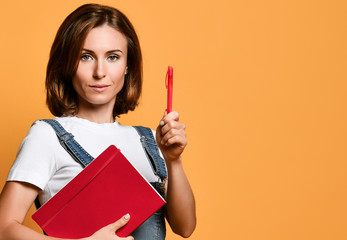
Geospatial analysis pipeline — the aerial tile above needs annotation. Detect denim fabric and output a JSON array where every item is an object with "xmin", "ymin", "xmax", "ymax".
[
  {"xmin": 133, "ymin": 126, "xmax": 167, "ymax": 180},
  {"xmin": 39, "ymin": 120, "xmax": 167, "ymax": 239},
  {"xmin": 132, "ymin": 126, "xmax": 167, "ymax": 239},
  {"xmin": 131, "ymin": 182, "xmax": 166, "ymax": 240},
  {"xmin": 41, "ymin": 119, "xmax": 94, "ymax": 167}
]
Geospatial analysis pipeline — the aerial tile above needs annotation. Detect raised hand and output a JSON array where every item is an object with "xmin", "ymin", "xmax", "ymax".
[{"xmin": 156, "ymin": 111, "xmax": 187, "ymax": 162}]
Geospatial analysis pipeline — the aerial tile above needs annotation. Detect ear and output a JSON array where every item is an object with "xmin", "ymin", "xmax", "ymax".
[{"xmin": 125, "ymin": 66, "xmax": 128, "ymax": 75}]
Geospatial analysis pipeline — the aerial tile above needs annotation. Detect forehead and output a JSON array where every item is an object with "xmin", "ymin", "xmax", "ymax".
[{"xmin": 83, "ymin": 25, "xmax": 128, "ymax": 52}]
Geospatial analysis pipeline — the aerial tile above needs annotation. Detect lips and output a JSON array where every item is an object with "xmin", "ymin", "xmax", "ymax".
[{"xmin": 89, "ymin": 84, "xmax": 110, "ymax": 92}]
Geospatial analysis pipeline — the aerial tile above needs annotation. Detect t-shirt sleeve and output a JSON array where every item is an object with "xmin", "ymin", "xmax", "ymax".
[{"xmin": 7, "ymin": 120, "xmax": 58, "ymax": 190}]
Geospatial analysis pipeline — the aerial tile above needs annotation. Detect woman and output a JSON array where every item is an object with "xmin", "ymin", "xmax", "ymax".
[{"xmin": 0, "ymin": 4, "xmax": 196, "ymax": 240}]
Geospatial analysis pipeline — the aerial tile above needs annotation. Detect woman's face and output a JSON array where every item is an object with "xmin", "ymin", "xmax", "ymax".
[{"xmin": 72, "ymin": 24, "xmax": 128, "ymax": 112}]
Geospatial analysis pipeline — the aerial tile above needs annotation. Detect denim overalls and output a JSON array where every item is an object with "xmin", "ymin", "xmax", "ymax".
[{"xmin": 35, "ymin": 119, "xmax": 167, "ymax": 240}]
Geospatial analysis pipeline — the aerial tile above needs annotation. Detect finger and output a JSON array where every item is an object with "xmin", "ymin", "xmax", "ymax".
[
  {"xmin": 158, "ymin": 111, "xmax": 182, "ymax": 144},
  {"xmin": 166, "ymin": 135, "xmax": 188, "ymax": 148},
  {"xmin": 162, "ymin": 127, "xmax": 186, "ymax": 142},
  {"xmin": 161, "ymin": 130, "xmax": 187, "ymax": 147},
  {"xmin": 162, "ymin": 126, "xmax": 187, "ymax": 142},
  {"xmin": 161, "ymin": 121, "xmax": 186, "ymax": 136},
  {"xmin": 161, "ymin": 111, "xmax": 179, "ymax": 125},
  {"xmin": 160, "ymin": 109, "xmax": 168, "ymax": 123},
  {"xmin": 159, "ymin": 111, "xmax": 179, "ymax": 130},
  {"xmin": 108, "ymin": 214, "xmax": 131, "ymax": 231}
]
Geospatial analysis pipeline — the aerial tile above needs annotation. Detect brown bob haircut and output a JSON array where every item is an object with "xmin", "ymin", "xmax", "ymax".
[{"xmin": 46, "ymin": 3, "xmax": 142, "ymax": 118}]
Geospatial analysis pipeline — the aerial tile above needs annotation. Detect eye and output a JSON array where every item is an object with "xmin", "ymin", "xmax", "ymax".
[
  {"xmin": 107, "ymin": 55, "xmax": 119, "ymax": 62},
  {"xmin": 81, "ymin": 54, "xmax": 93, "ymax": 61}
]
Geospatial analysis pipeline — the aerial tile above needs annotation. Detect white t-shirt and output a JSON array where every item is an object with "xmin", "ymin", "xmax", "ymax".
[{"xmin": 7, "ymin": 116, "xmax": 162, "ymax": 205}]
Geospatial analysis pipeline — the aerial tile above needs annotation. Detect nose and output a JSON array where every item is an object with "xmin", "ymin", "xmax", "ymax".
[{"xmin": 93, "ymin": 59, "xmax": 106, "ymax": 79}]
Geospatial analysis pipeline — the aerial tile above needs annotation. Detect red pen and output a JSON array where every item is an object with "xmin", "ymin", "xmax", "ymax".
[{"xmin": 166, "ymin": 66, "xmax": 173, "ymax": 113}]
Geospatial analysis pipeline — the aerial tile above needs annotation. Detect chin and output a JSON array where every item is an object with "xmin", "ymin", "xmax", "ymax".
[{"xmin": 83, "ymin": 96, "xmax": 117, "ymax": 107}]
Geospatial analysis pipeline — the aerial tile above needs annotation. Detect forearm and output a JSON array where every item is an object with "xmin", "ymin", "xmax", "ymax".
[
  {"xmin": 165, "ymin": 158, "xmax": 196, "ymax": 238},
  {"xmin": 0, "ymin": 182, "xmax": 85, "ymax": 240},
  {"xmin": 156, "ymin": 111, "xmax": 196, "ymax": 237},
  {"xmin": 0, "ymin": 221, "xmax": 83, "ymax": 240},
  {"xmin": 2, "ymin": 222, "xmax": 48, "ymax": 240}
]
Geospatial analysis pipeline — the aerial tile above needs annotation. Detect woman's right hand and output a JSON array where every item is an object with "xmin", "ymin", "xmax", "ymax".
[
  {"xmin": 0, "ymin": 181, "xmax": 133, "ymax": 240},
  {"xmin": 84, "ymin": 214, "xmax": 133, "ymax": 240}
]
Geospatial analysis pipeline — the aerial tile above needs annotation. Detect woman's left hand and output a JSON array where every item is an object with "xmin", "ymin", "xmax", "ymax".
[
  {"xmin": 156, "ymin": 111, "xmax": 187, "ymax": 162},
  {"xmin": 156, "ymin": 111, "xmax": 196, "ymax": 238}
]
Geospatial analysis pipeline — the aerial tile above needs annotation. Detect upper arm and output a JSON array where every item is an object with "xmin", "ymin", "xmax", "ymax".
[
  {"xmin": 7, "ymin": 121, "xmax": 57, "ymax": 191},
  {"xmin": 0, "ymin": 181, "xmax": 39, "ymax": 226}
]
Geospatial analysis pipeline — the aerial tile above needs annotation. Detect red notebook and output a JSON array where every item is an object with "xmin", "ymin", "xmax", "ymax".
[{"xmin": 32, "ymin": 145, "xmax": 166, "ymax": 238}]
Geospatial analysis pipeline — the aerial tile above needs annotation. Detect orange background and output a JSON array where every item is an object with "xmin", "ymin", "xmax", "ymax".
[{"xmin": 0, "ymin": 0, "xmax": 346, "ymax": 239}]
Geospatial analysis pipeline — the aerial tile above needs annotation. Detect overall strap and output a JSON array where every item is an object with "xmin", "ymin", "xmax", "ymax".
[
  {"xmin": 35, "ymin": 121, "xmax": 166, "ymax": 210},
  {"xmin": 35, "ymin": 119, "xmax": 95, "ymax": 211},
  {"xmin": 41, "ymin": 119, "xmax": 94, "ymax": 168},
  {"xmin": 133, "ymin": 126, "xmax": 167, "ymax": 180}
]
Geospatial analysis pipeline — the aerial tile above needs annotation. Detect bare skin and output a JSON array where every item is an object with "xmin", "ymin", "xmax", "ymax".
[
  {"xmin": 0, "ymin": 182, "xmax": 133, "ymax": 240},
  {"xmin": 156, "ymin": 111, "xmax": 196, "ymax": 237},
  {"xmin": 0, "ymin": 25, "xmax": 196, "ymax": 240},
  {"xmin": 0, "ymin": 111, "xmax": 196, "ymax": 240}
]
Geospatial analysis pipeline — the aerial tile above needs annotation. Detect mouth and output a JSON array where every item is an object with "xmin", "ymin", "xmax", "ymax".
[{"xmin": 89, "ymin": 84, "xmax": 110, "ymax": 92}]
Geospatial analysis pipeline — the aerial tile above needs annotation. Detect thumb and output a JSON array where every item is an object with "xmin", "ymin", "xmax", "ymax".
[
  {"xmin": 157, "ymin": 109, "xmax": 167, "ymax": 132},
  {"xmin": 109, "ymin": 214, "xmax": 131, "ymax": 231}
]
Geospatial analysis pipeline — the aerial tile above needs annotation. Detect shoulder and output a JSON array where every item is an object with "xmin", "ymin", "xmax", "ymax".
[
  {"xmin": 8, "ymin": 120, "xmax": 61, "ymax": 191},
  {"xmin": 27, "ymin": 120, "xmax": 57, "ymax": 139},
  {"xmin": 118, "ymin": 125, "xmax": 157, "ymax": 141},
  {"xmin": 131, "ymin": 125, "xmax": 156, "ymax": 135},
  {"xmin": 14, "ymin": 119, "xmax": 61, "ymax": 154}
]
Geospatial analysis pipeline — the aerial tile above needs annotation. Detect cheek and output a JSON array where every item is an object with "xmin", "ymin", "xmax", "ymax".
[
  {"xmin": 73, "ymin": 69, "xmax": 89, "ymax": 87},
  {"xmin": 72, "ymin": 76, "xmax": 80, "ymax": 91},
  {"xmin": 111, "ymin": 69, "xmax": 126, "ymax": 85},
  {"xmin": 115, "ymin": 76, "xmax": 125, "ymax": 93}
]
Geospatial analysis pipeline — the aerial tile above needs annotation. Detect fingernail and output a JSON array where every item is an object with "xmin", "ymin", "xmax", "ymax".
[
  {"xmin": 160, "ymin": 121, "xmax": 164, "ymax": 126},
  {"xmin": 124, "ymin": 214, "xmax": 130, "ymax": 220}
]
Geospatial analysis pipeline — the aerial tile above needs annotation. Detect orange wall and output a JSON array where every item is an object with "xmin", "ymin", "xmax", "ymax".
[{"xmin": 1, "ymin": 0, "xmax": 346, "ymax": 239}]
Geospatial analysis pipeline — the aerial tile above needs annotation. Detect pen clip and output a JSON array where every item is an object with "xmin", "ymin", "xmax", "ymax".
[
  {"xmin": 165, "ymin": 66, "xmax": 173, "ymax": 89},
  {"xmin": 165, "ymin": 70, "xmax": 168, "ymax": 89},
  {"xmin": 166, "ymin": 66, "xmax": 173, "ymax": 113}
]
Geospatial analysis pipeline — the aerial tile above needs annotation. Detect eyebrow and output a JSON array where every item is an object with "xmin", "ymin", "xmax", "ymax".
[{"xmin": 81, "ymin": 48, "xmax": 124, "ymax": 54}]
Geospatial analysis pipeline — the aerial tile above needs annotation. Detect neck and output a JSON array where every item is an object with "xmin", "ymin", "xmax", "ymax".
[
  {"xmin": 76, "ymin": 100, "xmax": 115, "ymax": 124},
  {"xmin": 75, "ymin": 111, "xmax": 115, "ymax": 124}
]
